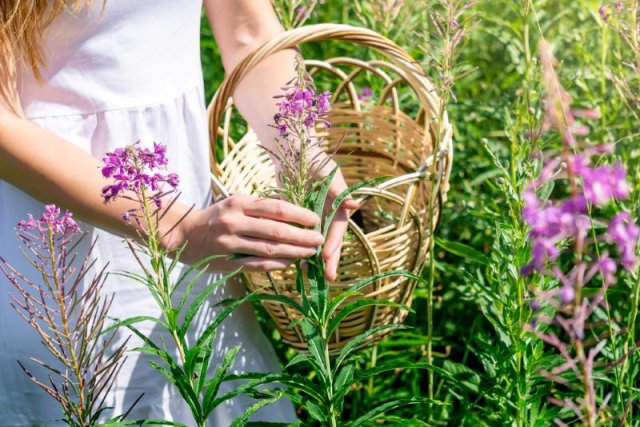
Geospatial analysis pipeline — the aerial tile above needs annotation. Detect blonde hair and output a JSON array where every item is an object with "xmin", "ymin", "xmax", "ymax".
[{"xmin": 1, "ymin": 1, "xmax": 94, "ymax": 79}]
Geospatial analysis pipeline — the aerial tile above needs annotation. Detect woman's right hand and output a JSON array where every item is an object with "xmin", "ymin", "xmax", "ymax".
[{"xmin": 174, "ymin": 194, "xmax": 324, "ymax": 272}]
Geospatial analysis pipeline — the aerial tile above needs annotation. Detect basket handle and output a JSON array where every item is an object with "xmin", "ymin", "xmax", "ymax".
[{"xmin": 208, "ymin": 23, "xmax": 438, "ymax": 157}]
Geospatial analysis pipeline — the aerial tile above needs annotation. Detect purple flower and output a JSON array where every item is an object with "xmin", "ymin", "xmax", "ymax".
[
  {"xmin": 101, "ymin": 142, "xmax": 179, "ymax": 205},
  {"xmin": 358, "ymin": 87, "xmax": 374, "ymax": 101},
  {"xmin": 596, "ymin": 253, "xmax": 617, "ymax": 285},
  {"xmin": 559, "ymin": 286, "xmax": 575, "ymax": 305},
  {"xmin": 607, "ymin": 212, "xmax": 639, "ymax": 270},
  {"xmin": 317, "ymin": 91, "xmax": 332, "ymax": 115},
  {"xmin": 17, "ymin": 204, "xmax": 80, "ymax": 237},
  {"xmin": 575, "ymin": 156, "xmax": 630, "ymax": 206}
]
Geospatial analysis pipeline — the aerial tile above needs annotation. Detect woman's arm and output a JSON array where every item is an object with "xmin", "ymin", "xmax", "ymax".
[
  {"xmin": 206, "ymin": 0, "xmax": 358, "ymax": 281},
  {"xmin": 0, "ymin": 45, "xmax": 323, "ymax": 272}
]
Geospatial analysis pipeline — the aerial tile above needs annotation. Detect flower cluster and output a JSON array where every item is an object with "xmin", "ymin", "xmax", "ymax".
[
  {"xmin": 358, "ymin": 87, "xmax": 374, "ymax": 101},
  {"xmin": 1, "ymin": 205, "xmax": 128, "ymax": 424},
  {"xmin": 265, "ymin": 56, "xmax": 333, "ymax": 207},
  {"xmin": 17, "ymin": 204, "xmax": 80, "ymax": 237},
  {"xmin": 522, "ymin": 151, "xmax": 637, "ymax": 277},
  {"xmin": 101, "ymin": 142, "xmax": 179, "ymax": 220},
  {"xmin": 274, "ymin": 85, "xmax": 331, "ymax": 137},
  {"xmin": 101, "ymin": 142, "xmax": 179, "ymax": 205},
  {"xmin": 522, "ymin": 41, "xmax": 639, "ymax": 425}
]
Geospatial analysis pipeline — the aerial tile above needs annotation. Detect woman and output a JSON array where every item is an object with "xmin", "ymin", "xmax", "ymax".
[{"xmin": 0, "ymin": 0, "xmax": 355, "ymax": 424}]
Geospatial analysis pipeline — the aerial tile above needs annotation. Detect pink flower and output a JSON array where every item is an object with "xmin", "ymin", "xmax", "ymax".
[
  {"xmin": 607, "ymin": 212, "xmax": 639, "ymax": 270},
  {"xmin": 575, "ymin": 156, "xmax": 630, "ymax": 206},
  {"xmin": 358, "ymin": 87, "xmax": 374, "ymax": 101},
  {"xmin": 101, "ymin": 142, "xmax": 179, "ymax": 206},
  {"xmin": 17, "ymin": 204, "xmax": 80, "ymax": 238}
]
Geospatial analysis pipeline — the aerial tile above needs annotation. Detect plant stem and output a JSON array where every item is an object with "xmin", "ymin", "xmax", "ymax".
[
  {"xmin": 48, "ymin": 230, "xmax": 86, "ymax": 424},
  {"xmin": 322, "ymin": 326, "xmax": 338, "ymax": 427}
]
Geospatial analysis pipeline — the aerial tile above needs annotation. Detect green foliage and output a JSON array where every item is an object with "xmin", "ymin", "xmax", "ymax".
[{"xmin": 200, "ymin": 0, "xmax": 640, "ymax": 425}]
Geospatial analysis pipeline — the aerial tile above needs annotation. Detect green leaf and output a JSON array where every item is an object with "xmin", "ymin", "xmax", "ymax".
[
  {"xmin": 343, "ymin": 270, "xmax": 423, "ymax": 298},
  {"xmin": 322, "ymin": 176, "xmax": 389, "ymax": 237},
  {"xmin": 102, "ymin": 316, "xmax": 169, "ymax": 335},
  {"xmin": 334, "ymin": 324, "xmax": 411, "ymax": 371},
  {"xmin": 350, "ymin": 398, "xmax": 442, "ymax": 427},
  {"xmin": 327, "ymin": 299, "xmax": 411, "ymax": 336},
  {"xmin": 326, "ymin": 290, "xmax": 362, "ymax": 319},
  {"xmin": 223, "ymin": 372, "xmax": 325, "ymax": 404},
  {"xmin": 351, "ymin": 361, "xmax": 456, "ymax": 386},
  {"xmin": 99, "ymin": 419, "xmax": 187, "ymax": 426},
  {"xmin": 435, "ymin": 238, "xmax": 490, "ymax": 265},
  {"xmin": 229, "ymin": 390, "xmax": 285, "ymax": 427},
  {"xmin": 333, "ymin": 364, "xmax": 355, "ymax": 410},
  {"xmin": 203, "ymin": 346, "xmax": 241, "ymax": 416},
  {"xmin": 179, "ymin": 269, "xmax": 241, "ymax": 336},
  {"xmin": 312, "ymin": 166, "xmax": 339, "ymax": 233},
  {"xmin": 303, "ymin": 400, "xmax": 327, "ymax": 423},
  {"xmin": 306, "ymin": 254, "xmax": 327, "ymax": 319}
]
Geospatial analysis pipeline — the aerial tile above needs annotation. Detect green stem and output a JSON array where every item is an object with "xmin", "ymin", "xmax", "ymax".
[{"xmin": 322, "ymin": 327, "xmax": 338, "ymax": 427}]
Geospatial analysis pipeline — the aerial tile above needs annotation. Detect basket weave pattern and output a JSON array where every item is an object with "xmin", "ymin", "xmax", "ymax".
[{"xmin": 208, "ymin": 24, "xmax": 453, "ymax": 353}]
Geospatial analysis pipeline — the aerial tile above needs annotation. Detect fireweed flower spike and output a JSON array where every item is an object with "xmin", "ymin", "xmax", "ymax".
[
  {"xmin": 522, "ymin": 41, "xmax": 639, "ymax": 426},
  {"xmin": 101, "ymin": 142, "xmax": 286, "ymax": 426},
  {"xmin": 0, "ymin": 205, "xmax": 130, "ymax": 426},
  {"xmin": 263, "ymin": 55, "xmax": 335, "ymax": 207}
]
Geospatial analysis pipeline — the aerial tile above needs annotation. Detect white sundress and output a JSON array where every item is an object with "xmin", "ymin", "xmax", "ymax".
[{"xmin": 0, "ymin": 1, "xmax": 296, "ymax": 425}]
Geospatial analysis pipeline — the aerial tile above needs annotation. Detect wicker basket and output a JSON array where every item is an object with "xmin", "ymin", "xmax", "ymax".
[{"xmin": 208, "ymin": 24, "xmax": 453, "ymax": 354}]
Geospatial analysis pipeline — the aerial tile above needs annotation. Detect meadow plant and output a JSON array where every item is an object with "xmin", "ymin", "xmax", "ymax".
[
  {"xmin": 241, "ymin": 56, "xmax": 447, "ymax": 426},
  {"xmin": 0, "ymin": 206, "xmax": 130, "ymax": 426},
  {"xmin": 522, "ymin": 41, "xmax": 639, "ymax": 426},
  {"xmin": 101, "ymin": 142, "xmax": 282, "ymax": 427},
  {"xmin": 353, "ymin": 0, "xmax": 426, "ymax": 40},
  {"xmin": 600, "ymin": 0, "xmax": 640, "ymax": 117},
  {"xmin": 271, "ymin": 0, "xmax": 320, "ymax": 29},
  {"xmin": 419, "ymin": 0, "xmax": 477, "ymax": 415}
]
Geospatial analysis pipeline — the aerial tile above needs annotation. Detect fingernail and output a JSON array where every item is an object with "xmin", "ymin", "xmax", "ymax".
[{"xmin": 314, "ymin": 233, "xmax": 325, "ymax": 245}]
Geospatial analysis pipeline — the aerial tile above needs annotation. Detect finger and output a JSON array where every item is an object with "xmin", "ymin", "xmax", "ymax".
[
  {"xmin": 325, "ymin": 245, "xmax": 342, "ymax": 282},
  {"xmin": 244, "ymin": 198, "xmax": 320, "ymax": 227},
  {"xmin": 229, "ymin": 256, "xmax": 295, "ymax": 272},
  {"xmin": 327, "ymin": 170, "xmax": 359, "ymax": 210},
  {"xmin": 234, "ymin": 236, "xmax": 319, "ymax": 259},
  {"xmin": 237, "ymin": 217, "xmax": 324, "ymax": 247},
  {"xmin": 322, "ymin": 207, "xmax": 349, "ymax": 281}
]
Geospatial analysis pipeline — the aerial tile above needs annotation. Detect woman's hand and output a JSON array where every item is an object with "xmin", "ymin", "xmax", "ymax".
[
  {"xmin": 317, "ymin": 158, "xmax": 360, "ymax": 282},
  {"xmin": 176, "ymin": 194, "xmax": 325, "ymax": 272}
]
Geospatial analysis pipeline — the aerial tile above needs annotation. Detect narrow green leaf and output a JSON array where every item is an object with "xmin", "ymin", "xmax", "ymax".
[
  {"xmin": 223, "ymin": 372, "xmax": 326, "ymax": 404},
  {"xmin": 346, "ymin": 270, "xmax": 423, "ymax": 295},
  {"xmin": 313, "ymin": 166, "xmax": 339, "ymax": 233},
  {"xmin": 350, "ymin": 398, "xmax": 441, "ymax": 427},
  {"xmin": 99, "ymin": 419, "xmax": 187, "ymax": 426},
  {"xmin": 327, "ymin": 290, "xmax": 362, "ymax": 320},
  {"xmin": 333, "ymin": 364, "xmax": 355, "ymax": 410},
  {"xmin": 304, "ymin": 400, "xmax": 327, "ymax": 423},
  {"xmin": 435, "ymin": 237, "xmax": 490, "ymax": 265},
  {"xmin": 334, "ymin": 324, "xmax": 411, "ymax": 371},
  {"xmin": 173, "ymin": 254, "xmax": 226, "ymax": 291},
  {"xmin": 351, "ymin": 361, "xmax": 456, "ymax": 386},
  {"xmin": 322, "ymin": 176, "xmax": 389, "ymax": 237},
  {"xmin": 229, "ymin": 390, "xmax": 284, "ymax": 427},
  {"xmin": 203, "ymin": 346, "xmax": 241, "ymax": 417},
  {"xmin": 306, "ymin": 255, "xmax": 327, "ymax": 319},
  {"xmin": 327, "ymin": 299, "xmax": 411, "ymax": 336},
  {"xmin": 102, "ymin": 316, "xmax": 169, "ymax": 335},
  {"xmin": 180, "ymin": 269, "xmax": 240, "ymax": 336}
]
